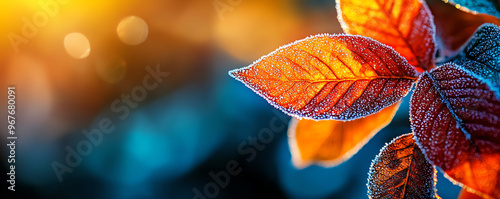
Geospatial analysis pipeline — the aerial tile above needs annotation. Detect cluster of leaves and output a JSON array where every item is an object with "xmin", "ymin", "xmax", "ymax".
[{"xmin": 229, "ymin": 0, "xmax": 500, "ymax": 198}]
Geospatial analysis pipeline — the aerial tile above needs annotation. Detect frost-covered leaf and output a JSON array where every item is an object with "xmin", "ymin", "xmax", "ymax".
[
  {"xmin": 367, "ymin": 133, "xmax": 439, "ymax": 199},
  {"xmin": 444, "ymin": 0, "xmax": 500, "ymax": 18},
  {"xmin": 458, "ymin": 188, "xmax": 484, "ymax": 199},
  {"xmin": 288, "ymin": 102, "xmax": 400, "ymax": 168},
  {"xmin": 336, "ymin": 0, "xmax": 436, "ymax": 71},
  {"xmin": 229, "ymin": 34, "xmax": 418, "ymax": 120},
  {"xmin": 428, "ymin": 0, "xmax": 500, "ymax": 57},
  {"xmin": 410, "ymin": 63, "xmax": 500, "ymax": 198},
  {"xmin": 453, "ymin": 23, "xmax": 500, "ymax": 87}
]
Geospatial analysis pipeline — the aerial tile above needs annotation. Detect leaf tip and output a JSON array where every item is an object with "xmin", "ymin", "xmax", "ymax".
[{"xmin": 228, "ymin": 68, "xmax": 241, "ymax": 79}]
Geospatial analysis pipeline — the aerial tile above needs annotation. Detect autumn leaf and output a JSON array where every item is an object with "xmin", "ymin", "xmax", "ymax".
[
  {"xmin": 288, "ymin": 102, "xmax": 400, "ymax": 168},
  {"xmin": 453, "ymin": 23, "xmax": 500, "ymax": 87},
  {"xmin": 443, "ymin": 0, "xmax": 500, "ymax": 18},
  {"xmin": 367, "ymin": 133, "xmax": 439, "ymax": 199},
  {"xmin": 410, "ymin": 63, "xmax": 500, "ymax": 198},
  {"xmin": 229, "ymin": 34, "xmax": 418, "ymax": 121},
  {"xmin": 336, "ymin": 0, "xmax": 436, "ymax": 71},
  {"xmin": 427, "ymin": 0, "xmax": 500, "ymax": 57},
  {"xmin": 458, "ymin": 188, "xmax": 484, "ymax": 199}
]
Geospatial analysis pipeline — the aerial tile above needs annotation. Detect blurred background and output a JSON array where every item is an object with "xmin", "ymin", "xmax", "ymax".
[{"xmin": 0, "ymin": 0, "xmax": 464, "ymax": 198}]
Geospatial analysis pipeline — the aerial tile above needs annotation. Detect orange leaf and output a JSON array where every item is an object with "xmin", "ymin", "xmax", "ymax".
[
  {"xmin": 367, "ymin": 133, "xmax": 440, "ymax": 198},
  {"xmin": 336, "ymin": 0, "xmax": 436, "ymax": 71},
  {"xmin": 229, "ymin": 34, "xmax": 418, "ymax": 121},
  {"xmin": 458, "ymin": 188, "xmax": 485, "ymax": 199},
  {"xmin": 288, "ymin": 102, "xmax": 400, "ymax": 168}
]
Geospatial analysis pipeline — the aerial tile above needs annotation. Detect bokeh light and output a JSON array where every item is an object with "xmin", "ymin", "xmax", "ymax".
[
  {"xmin": 0, "ymin": 0, "xmax": 468, "ymax": 198},
  {"xmin": 117, "ymin": 16, "xmax": 148, "ymax": 45},
  {"xmin": 63, "ymin": 32, "xmax": 91, "ymax": 59}
]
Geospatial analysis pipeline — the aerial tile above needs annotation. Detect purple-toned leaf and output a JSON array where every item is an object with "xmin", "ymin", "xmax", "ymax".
[
  {"xmin": 411, "ymin": 63, "xmax": 500, "ymax": 198},
  {"xmin": 453, "ymin": 23, "xmax": 500, "ymax": 87}
]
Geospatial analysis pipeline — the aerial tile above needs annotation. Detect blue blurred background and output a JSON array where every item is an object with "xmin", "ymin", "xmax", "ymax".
[{"xmin": 1, "ymin": 0, "xmax": 463, "ymax": 198}]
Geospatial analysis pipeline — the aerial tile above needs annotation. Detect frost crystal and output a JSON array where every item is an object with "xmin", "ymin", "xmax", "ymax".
[
  {"xmin": 367, "ymin": 133, "xmax": 438, "ymax": 199},
  {"xmin": 229, "ymin": 34, "xmax": 417, "ymax": 121},
  {"xmin": 447, "ymin": 0, "xmax": 500, "ymax": 18},
  {"xmin": 411, "ymin": 63, "xmax": 500, "ymax": 198},
  {"xmin": 453, "ymin": 23, "xmax": 500, "ymax": 88}
]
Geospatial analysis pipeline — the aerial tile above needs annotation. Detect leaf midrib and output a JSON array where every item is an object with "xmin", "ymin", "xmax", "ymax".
[
  {"xmin": 254, "ymin": 75, "xmax": 418, "ymax": 83},
  {"xmin": 372, "ymin": 0, "xmax": 423, "ymax": 68},
  {"xmin": 427, "ymin": 72, "xmax": 475, "ymax": 144},
  {"xmin": 401, "ymin": 143, "xmax": 415, "ymax": 198}
]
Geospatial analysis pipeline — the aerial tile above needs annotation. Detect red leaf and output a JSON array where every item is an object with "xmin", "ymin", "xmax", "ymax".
[
  {"xmin": 229, "ymin": 34, "xmax": 418, "ymax": 120},
  {"xmin": 367, "ymin": 133, "xmax": 439, "ymax": 199},
  {"xmin": 427, "ymin": 0, "xmax": 500, "ymax": 57},
  {"xmin": 411, "ymin": 63, "xmax": 500, "ymax": 198},
  {"xmin": 336, "ymin": 0, "xmax": 436, "ymax": 71}
]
